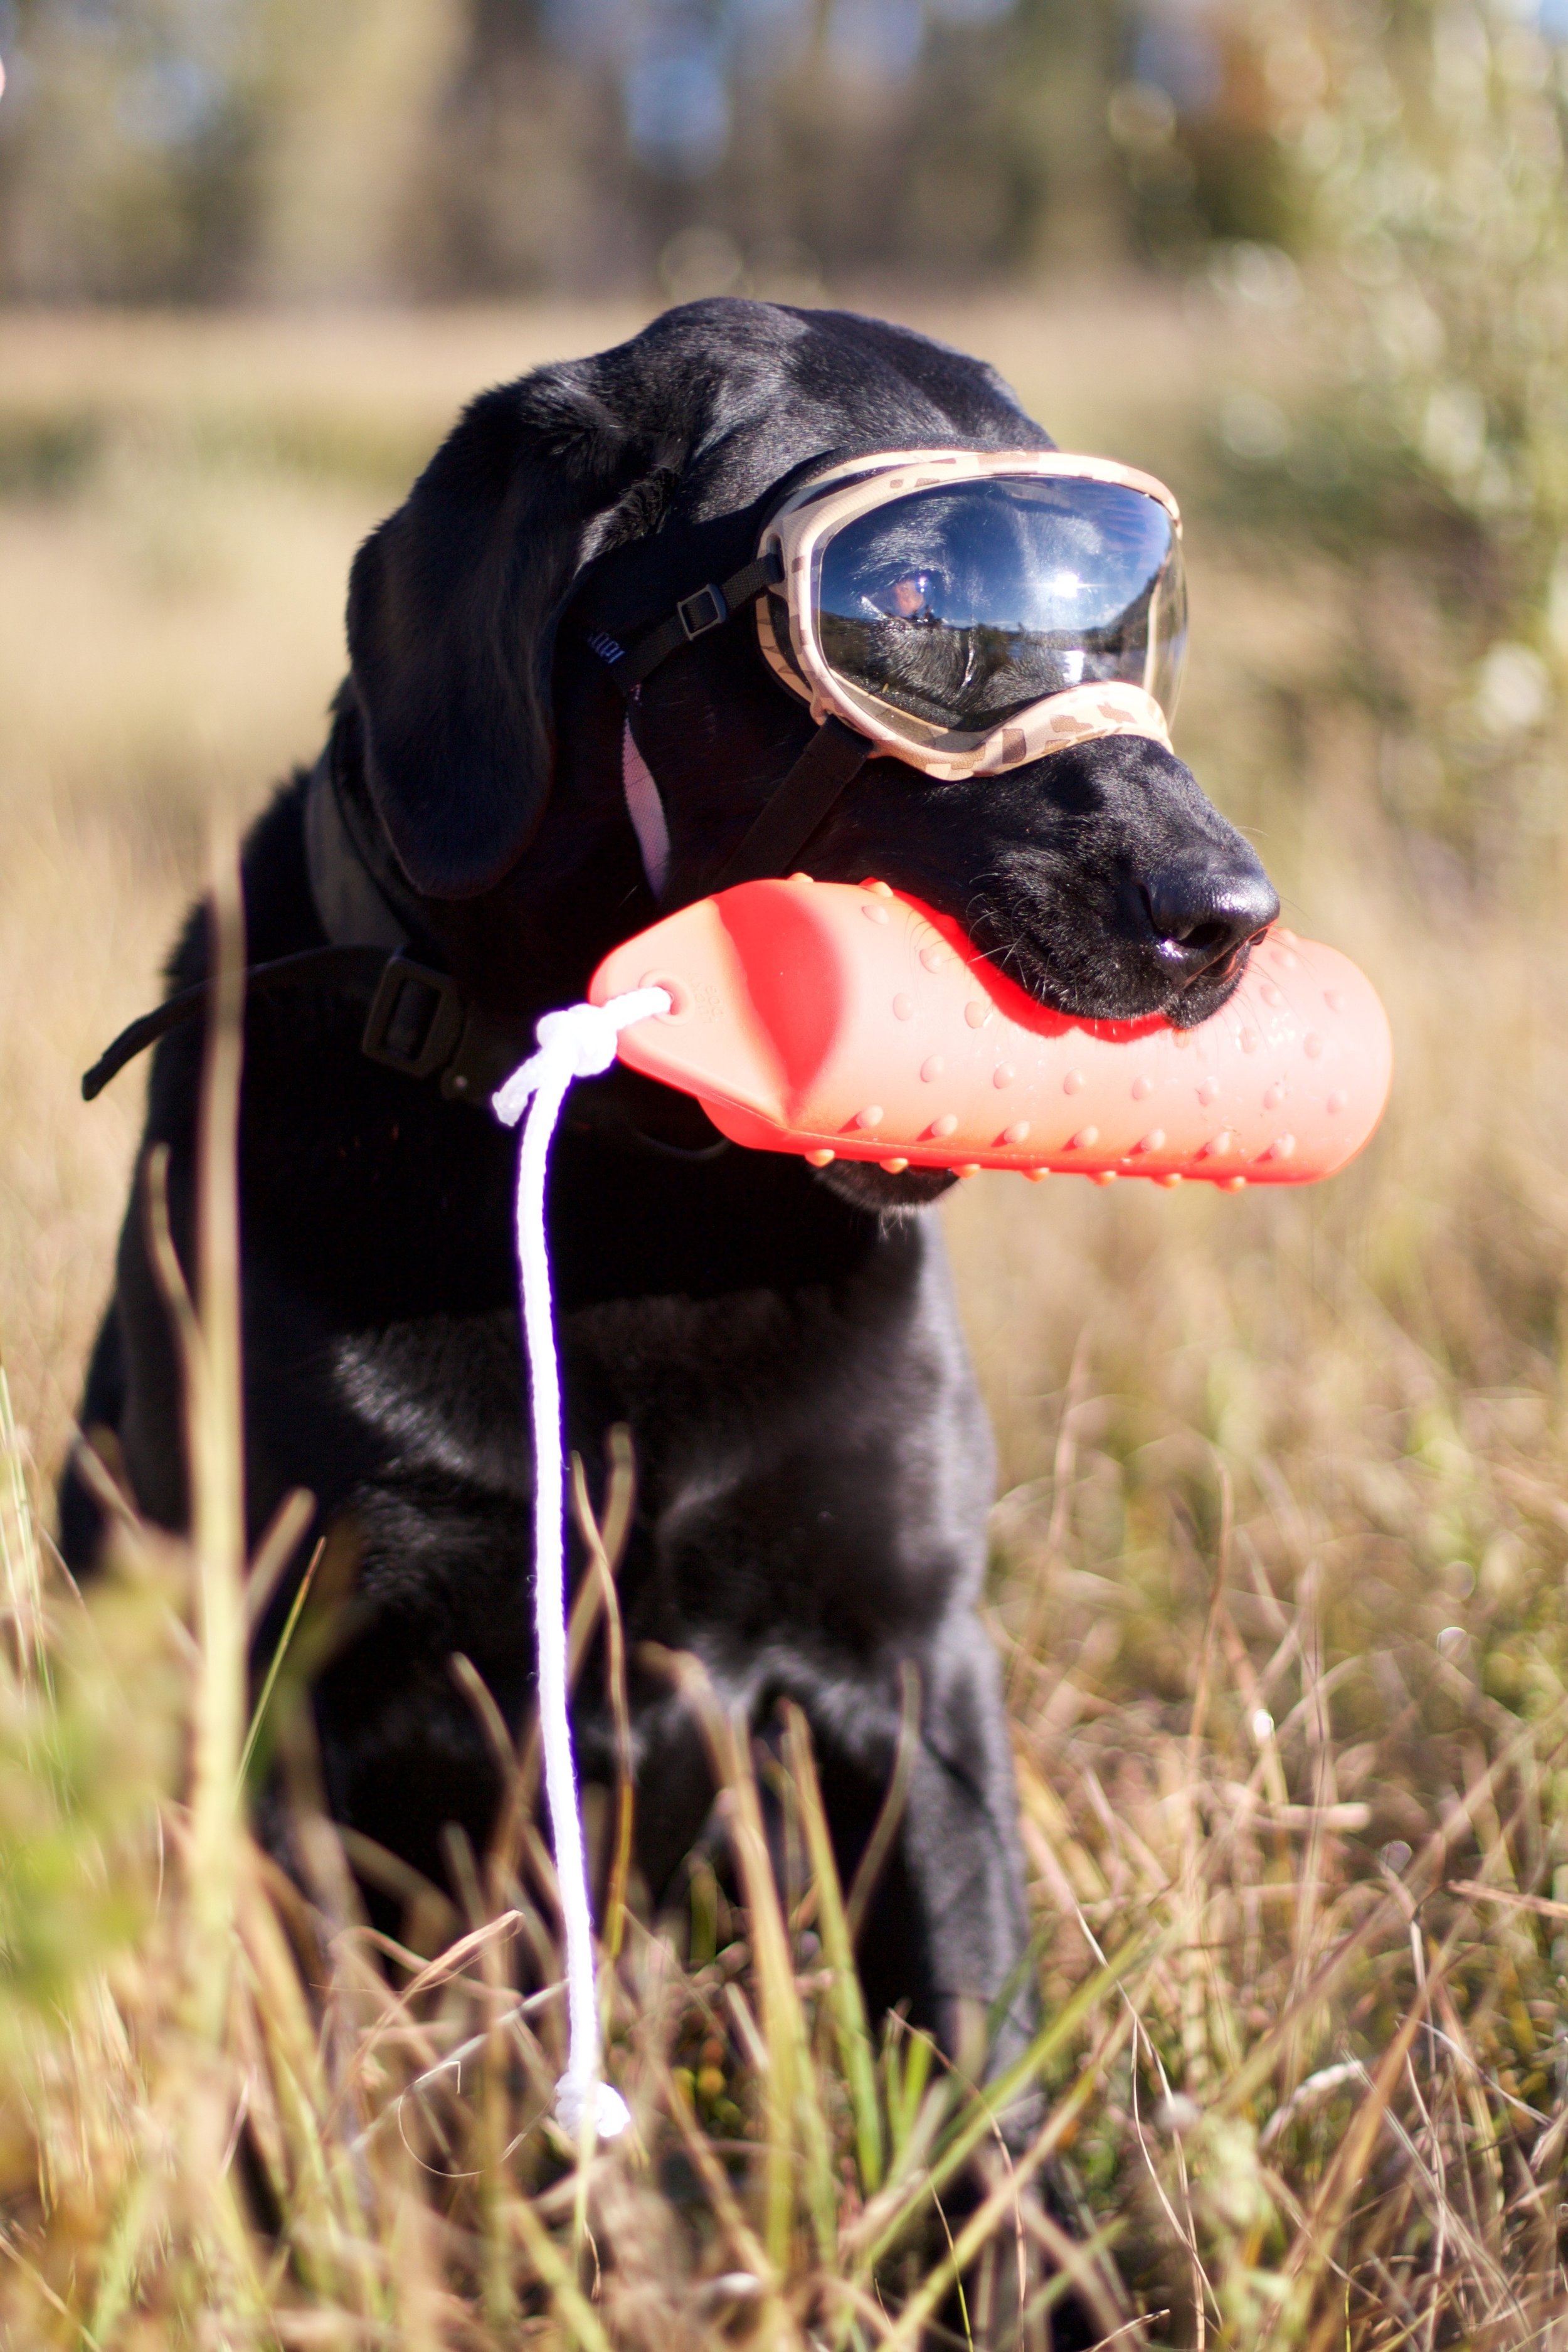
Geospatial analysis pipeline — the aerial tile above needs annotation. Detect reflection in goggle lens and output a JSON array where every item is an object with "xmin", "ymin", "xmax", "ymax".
[{"xmin": 815, "ymin": 478, "xmax": 1185, "ymax": 737}]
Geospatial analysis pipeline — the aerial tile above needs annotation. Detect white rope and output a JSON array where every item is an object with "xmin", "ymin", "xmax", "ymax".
[{"xmin": 492, "ymin": 986, "xmax": 670, "ymax": 2140}]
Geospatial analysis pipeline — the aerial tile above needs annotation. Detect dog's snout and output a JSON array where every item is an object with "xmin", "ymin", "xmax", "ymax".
[{"xmin": 1142, "ymin": 854, "xmax": 1280, "ymax": 984}]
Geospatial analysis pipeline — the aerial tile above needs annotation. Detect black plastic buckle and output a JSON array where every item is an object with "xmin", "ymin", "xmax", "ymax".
[
  {"xmin": 676, "ymin": 581, "xmax": 728, "ymax": 640},
  {"xmin": 360, "ymin": 956, "xmax": 465, "ymax": 1081}
]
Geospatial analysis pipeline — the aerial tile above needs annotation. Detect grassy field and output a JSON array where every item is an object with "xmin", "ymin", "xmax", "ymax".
[{"xmin": 1, "ymin": 291, "xmax": 1566, "ymax": 2345}]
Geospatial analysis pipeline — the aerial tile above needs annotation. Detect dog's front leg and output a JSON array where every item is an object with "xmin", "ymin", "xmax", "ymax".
[{"xmin": 886, "ymin": 1609, "xmax": 1039, "ymax": 2116}]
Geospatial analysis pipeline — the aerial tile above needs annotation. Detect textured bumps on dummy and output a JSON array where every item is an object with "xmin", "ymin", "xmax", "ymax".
[{"xmin": 591, "ymin": 877, "xmax": 1392, "ymax": 1189}]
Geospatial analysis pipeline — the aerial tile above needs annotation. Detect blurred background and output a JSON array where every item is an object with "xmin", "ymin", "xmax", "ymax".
[
  {"xmin": 6, "ymin": 0, "xmax": 1564, "ymax": 302},
  {"xmin": 1, "ymin": 0, "xmax": 1567, "ymax": 1639},
  {"xmin": 0, "ymin": 0, "xmax": 1384, "ymax": 300}
]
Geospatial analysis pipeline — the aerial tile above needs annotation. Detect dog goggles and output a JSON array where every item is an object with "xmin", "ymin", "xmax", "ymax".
[
  {"xmin": 596, "ymin": 448, "xmax": 1189, "ymax": 893},
  {"xmin": 754, "ymin": 451, "xmax": 1187, "ymax": 779}
]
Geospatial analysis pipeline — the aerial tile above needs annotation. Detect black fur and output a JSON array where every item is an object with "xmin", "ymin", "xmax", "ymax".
[{"xmin": 63, "ymin": 300, "xmax": 1276, "ymax": 2102}]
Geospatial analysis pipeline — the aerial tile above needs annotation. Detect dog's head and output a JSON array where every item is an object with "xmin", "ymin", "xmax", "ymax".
[{"xmin": 346, "ymin": 299, "xmax": 1278, "ymax": 1195}]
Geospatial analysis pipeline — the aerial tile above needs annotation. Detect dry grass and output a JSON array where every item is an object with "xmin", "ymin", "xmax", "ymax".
[{"xmin": 0, "ymin": 290, "xmax": 1565, "ymax": 2344}]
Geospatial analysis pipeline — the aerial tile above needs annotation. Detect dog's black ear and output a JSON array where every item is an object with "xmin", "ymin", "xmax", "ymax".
[{"xmin": 346, "ymin": 364, "xmax": 652, "ymax": 899}]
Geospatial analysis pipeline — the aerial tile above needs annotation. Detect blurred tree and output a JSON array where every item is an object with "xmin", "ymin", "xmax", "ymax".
[
  {"xmin": 422, "ymin": 0, "xmax": 636, "ymax": 292},
  {"xmin": 0, "ymin": 0, "xmax": 256, "ymax": 299},
  {"xmin": 1227, "ymin": 0, "xmax": 1566, "ymax": 875},
  {"xmin": 0, "ymin": 0, "xmax": 1560, "ymax": 416},
  {"xmin": 1103, "ymin": 1, "xmax": 1308, "ymax": 263},
  {"xmin": 242, "ymin": 0, "xmax": 465, "ymax": 300},
  {"xmin": 1307, "ymin": 0, "xmax": 1566, "ymax": 584},
  {"xmin": 1123, "ymin": 0, "xmax": 1568, "ymax": 911},
  {"xmin": 0, "ymin": 0, "xmax": 480, "ymax": 301},
  {"xmin": 0, "ymin": 0, "xmax": 1135, "ymax": 297}
]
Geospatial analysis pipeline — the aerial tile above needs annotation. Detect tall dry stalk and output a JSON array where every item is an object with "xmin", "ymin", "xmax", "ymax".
[{"xmin": 186, "ymin": 832, "xmax": 250, "ymax": 2044}]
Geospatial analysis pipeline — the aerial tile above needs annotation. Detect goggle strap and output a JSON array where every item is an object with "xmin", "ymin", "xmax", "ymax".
[
  {"xmin": 605, "ymin": 547, "xmax": 785, "ymax": 694},
  {"xmin": 710, "ymin": 715, "xmax": 870, "ymax": 893}
]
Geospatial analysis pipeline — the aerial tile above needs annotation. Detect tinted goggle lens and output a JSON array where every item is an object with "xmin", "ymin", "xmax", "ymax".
[{"xmin": 802, "ymin": 476, "xmax": 1185, "ymax": 743}]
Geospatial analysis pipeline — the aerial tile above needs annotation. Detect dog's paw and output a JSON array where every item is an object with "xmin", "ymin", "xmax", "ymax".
[{"xmin": 813, "ymin": 1160, "xmax": 957, "ymax": 1215}]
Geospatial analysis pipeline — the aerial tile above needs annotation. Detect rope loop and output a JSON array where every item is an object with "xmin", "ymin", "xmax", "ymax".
[{"xmin": 492, "ymin": 983, "xmax": 670, "ymax": 2142}]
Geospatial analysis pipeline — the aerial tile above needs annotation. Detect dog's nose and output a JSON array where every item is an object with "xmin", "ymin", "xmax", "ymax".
[{"xmin": 1142, "ymin": 852, "xmax": 1280, "ymax": 986}]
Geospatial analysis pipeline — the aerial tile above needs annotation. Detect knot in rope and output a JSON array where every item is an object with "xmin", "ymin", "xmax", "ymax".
[
  {"xmin": 494, "ymin": 997, "xmax": 645, "ymax": 1126},
  {"xmin": 492, "ymin": 983, "xmax": 669, "ymax": 2143}
]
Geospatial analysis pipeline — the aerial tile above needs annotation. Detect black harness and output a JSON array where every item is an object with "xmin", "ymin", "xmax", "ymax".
[
  {"xmin": 588, "ymin": 543, "xmax": 871, "ymax": 890},
  {"xmin": 82, "ymin": 557, "xmax": 871, "ymax": 1109}
]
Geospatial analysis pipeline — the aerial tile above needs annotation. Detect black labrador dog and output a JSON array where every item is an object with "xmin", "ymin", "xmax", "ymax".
[{"xmin": 63, "ymin": 299, "xmax": 1275, "ymax": 2097}]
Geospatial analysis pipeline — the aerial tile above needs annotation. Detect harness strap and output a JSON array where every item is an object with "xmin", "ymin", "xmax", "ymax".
[
  {"xmin": 303, "ymin": 740, "xmax": 412, "ymax": 953},
  {"xmin": 587, "ymin": 548, "xmax": 871, "ymax": 900},
  {"xmin": 82, "ymin": 943, "xmax": 729, "ymax": 1167},
  {"xmin": 596, "ymin": 547, "xmax": 784, "ymax": 696},
  {"xmin": 82, "ymin": 946, "xmax": 399, "ymax": 1102},
  {"xmin": 85, "ymin": 552, "xmax": 869, "ymax": 1104},
  {"xmin": 711, "ymin": 716, "xmax": 871, "ymax": 889}
]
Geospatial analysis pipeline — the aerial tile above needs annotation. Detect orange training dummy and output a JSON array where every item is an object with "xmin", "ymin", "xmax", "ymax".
[{"xmin": 590, "ymin": 876, "xmax": 1391, "ymax": 1186}]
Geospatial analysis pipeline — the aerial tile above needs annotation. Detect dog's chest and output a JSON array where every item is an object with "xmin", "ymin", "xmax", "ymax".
[{"xmin": 313, "ymin": 1215, "xmax": 991, "ymax": 1643}]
